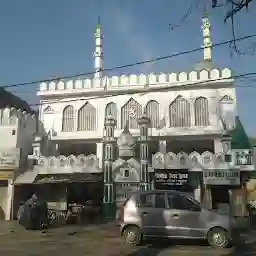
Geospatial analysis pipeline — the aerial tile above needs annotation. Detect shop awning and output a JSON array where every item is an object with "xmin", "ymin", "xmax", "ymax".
[
  {"xmin": 34, "ymin": 173, "xmax": 103, "ymax": 184},
  {"xmin": 14, "ymin": 170, "xmax": 38, "ymax": 185}
]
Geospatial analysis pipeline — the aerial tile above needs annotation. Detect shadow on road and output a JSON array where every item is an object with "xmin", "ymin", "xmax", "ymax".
[
  {"xmin": 126, "ymin": 239, "xmax": 210, "ymax": 256},
  {"xmin": 227, "ymin": 241, "xmax": 256, "ymax": 256}
]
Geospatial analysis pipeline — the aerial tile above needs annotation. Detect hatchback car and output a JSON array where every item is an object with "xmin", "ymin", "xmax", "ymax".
[{"xmin": 118, "ymin": 190, "xmax": 236, "ymax": 248}]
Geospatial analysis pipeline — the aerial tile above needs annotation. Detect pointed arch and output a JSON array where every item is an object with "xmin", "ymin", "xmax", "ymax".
[
  {"xmin": 10, "ymin": 108, "xmax": 17, "ymax": 125},
  {"xmin": 219, "ymin": 95, "xmax": 234, "ymax": 130},
  {"xmin": 194, "ymin": 97, "xmax": 209, "ymax": 126},
  {"xmin": 62, "ymin": 105, "xmax": 75, "ymax": 132},
  {"xmin": 105, "ymin": 102, "xmax": 117, "ymax": 120},
  {"xmin": 121, "ymin": 98, "xmax": 142, "ymax": 129},
  {"xmin": 146, "ymin": 100, "xmax": 159, "ymax": 128},
  {"xmin": 169, "ymin": 96, "xmax": 191, "ymax": 127},
  {"xmin": 1, "ymin": 108, "xmax": 9, "ymax": 125},
  {"xmin": 77, "ymin": 102, "xmax": 97, "ymax": 131},
  {"xmin": 220, "ymin": 95, "xmax": 233, "ymax": 103}
]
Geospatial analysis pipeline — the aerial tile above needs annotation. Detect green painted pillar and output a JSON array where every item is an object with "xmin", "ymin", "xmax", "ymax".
[
  {"xmin": 138, "ymin": 113, "xmax": 151, "ymax": 192},
  {"xmin": 102, "ymin": 115, "xmax": 116, "ymax": 219}
]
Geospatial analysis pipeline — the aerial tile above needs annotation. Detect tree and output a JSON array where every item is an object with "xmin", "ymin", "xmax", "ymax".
[{"xmin": 212, "ymin": 0, "xmax": 253, "ymax": 21}]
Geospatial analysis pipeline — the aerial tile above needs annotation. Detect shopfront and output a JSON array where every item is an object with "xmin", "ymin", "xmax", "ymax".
[
  {"xmin": 0, "ymin": 148, "xmax": 20, "ymax": 220},
  {"xmin": 203, "ymin": 170, "xmax": 245, "ymax": 216}
]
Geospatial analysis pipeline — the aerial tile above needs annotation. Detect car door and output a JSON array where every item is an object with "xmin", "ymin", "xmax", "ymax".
[
  {"xmin": 139, "ymin": 192, "xmax": 169, "ymax": 237},
  {"xmin": 165, "ymin": 193, "xmax": 207, "ymax": 239}
]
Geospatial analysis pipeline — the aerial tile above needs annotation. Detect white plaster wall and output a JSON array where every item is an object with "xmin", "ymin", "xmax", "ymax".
[
  {"xmin": 0, "ymin": 126, "xmax": 18, "ymax": 148},
  {"xmin": 40, "ymin": 86, "xmax": 236, "ymax": 140},
  {"xmin": 0, "ymin": 108, "xmax": 37, "ymax": 177},
  {"xmin": 16, "ymin": 113, "xmax": 37, "ymax": 172}
]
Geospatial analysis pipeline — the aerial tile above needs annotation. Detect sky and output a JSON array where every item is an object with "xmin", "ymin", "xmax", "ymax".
[{"xmin": 0, "ymin": 0, "xmax": 256, "ymax": 135}]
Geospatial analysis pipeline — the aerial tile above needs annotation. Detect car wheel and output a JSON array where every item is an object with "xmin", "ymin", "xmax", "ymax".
[
  {"xmin": 123, "ymin": 226, "xmax": 142, "ymax": 245},
  {"xmin": 207, "ymin": 227, "xmax": 229, "ymax": 248}
]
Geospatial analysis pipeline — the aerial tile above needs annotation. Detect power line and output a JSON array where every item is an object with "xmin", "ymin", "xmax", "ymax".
[
  {"xmin": 228, "ymin": 1, "xmax": 256, "ymax": 55},
  {"xmin": 3, "ymin": 33, "xmax": 256, "ymax": 90},
  {"xmin": 27, "ymin": 71, "xmax": 256, "ymax": 107}
]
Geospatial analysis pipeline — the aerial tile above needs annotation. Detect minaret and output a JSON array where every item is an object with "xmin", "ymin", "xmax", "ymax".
[
  {"xmin": 102, "ymin": 114, "xmax": 116, "ymax": 219},
  {"xmin": 201, "ymin": 14, "xmax": 212, "ymax": 61},
  {"xmin": 138, "ymin": 112, "xmax": 151, "ymax": 191},
  {"xmin": 93, "ymin": 17, "xmax": 104, "ymax": 79}
]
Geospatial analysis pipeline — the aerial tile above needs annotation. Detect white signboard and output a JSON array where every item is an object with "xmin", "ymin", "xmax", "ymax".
[
  {"xmin": 203, "ymin": 170, "xmax": 240, "ymax": 185},
  {"xmin": 0, "ymin": 148, "xmax": 20, "ymax": 169}
]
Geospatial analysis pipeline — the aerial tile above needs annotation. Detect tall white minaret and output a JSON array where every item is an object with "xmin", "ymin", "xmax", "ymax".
[
  {"xmin": 93, "ymin": 17, "xmax": 104, "ymax": 79},
  {"xmin": 201, "ymin": 14, "xmax": 212, "ymax": 61}
]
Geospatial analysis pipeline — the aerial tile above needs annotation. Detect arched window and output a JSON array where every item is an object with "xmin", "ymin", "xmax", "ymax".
[
  {"xmin": 77, "ymin": 102, "xmax": 97, "ymax": 131},
  {"xmin": 219, "ymin": 95, "xmax": 234, "ymax": 130},
  {"xmin": 169, "ymin": 96, "xmax": 191, "ymax": 127},
  {"xmin": 194, "ymin": 97, "xmax": 209, "ymax": 126},
  {"xmin": 121, "ymin": 98, "xmax": 142, "ymax": 129},
  {"xmin": 62, "ymin": 105, "xmax": 75, "ymax": 132},
  {"xmin": 146, "ymin": 100, "xmax": 159, "ymax": 128},
  {"xmin": 105, "ymin": 102, "xmax": 117, "ymax": 120}
]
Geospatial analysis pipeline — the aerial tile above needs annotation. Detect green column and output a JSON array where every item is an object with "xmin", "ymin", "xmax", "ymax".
[
  {"xmin": 138, "ymin": 113, "xmax": 151, "ymax": 192},
  {"xmin": 102, "ymin": 115, "xmax": 116, "ymax": 219}
]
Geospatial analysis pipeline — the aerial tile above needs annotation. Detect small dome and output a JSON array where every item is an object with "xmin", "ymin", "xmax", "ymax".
[{"xmin": 117, "ymin": 125, "xmax": 135, "ymax": 148}]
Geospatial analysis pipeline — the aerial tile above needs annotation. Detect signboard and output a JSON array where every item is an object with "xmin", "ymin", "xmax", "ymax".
[
  {"xmin": 35, "ymin": 173, "xmax": 103, "ymax": 184},
  {"xmin": 0, "ymin": 148, "xmax": 20, "ymax": 169},
  {"xmin": 154, "ymin": 170, "xmax": 189, "ymax": 186},
  {"xmin": 203, "ymin": 170, "xmax": 240, "ymax": 185}
]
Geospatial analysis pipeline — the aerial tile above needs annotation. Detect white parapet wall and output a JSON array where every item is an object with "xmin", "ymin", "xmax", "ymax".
[{"xmin": 38, "ymin": 68, "xmax": 232, "ymax": 94}]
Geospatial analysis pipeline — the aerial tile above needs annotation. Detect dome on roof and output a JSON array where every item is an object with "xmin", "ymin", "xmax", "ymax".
[{"xmin": 117, "ymin": 124, "xmax": 135, "ymax": 158}]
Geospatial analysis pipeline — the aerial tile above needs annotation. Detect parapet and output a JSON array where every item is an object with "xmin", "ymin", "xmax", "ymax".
[
  {"xmin": 0, "ymin": 107, "xmax": 37, "ymax": 126},
  {"xmin": 39, "ymin": 68, "xmax": 232, "ymax": 93}
]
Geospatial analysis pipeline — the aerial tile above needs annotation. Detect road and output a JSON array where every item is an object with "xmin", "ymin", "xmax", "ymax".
[{"xmin": 0, "ymin": 223, "xmax": 255, "ymax": 255}]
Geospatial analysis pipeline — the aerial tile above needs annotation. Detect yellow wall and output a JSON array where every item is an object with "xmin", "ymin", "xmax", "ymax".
[{"xmin": 246, "ymin": 179, "xmax": 256, "ymax": 201}]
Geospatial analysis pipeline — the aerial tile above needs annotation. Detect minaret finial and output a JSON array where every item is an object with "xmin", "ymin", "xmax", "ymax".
[
  {"xmin": 201, "ymin": 13, "xmax": 212, "ymax": 61},
  {"xmin": 93, "ymin": 17, "xmax": 104, "ymax": 79}
]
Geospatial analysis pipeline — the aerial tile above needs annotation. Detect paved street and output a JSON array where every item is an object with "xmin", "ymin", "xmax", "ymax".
[{"xmin": 0, "ymin": 222, "xmax": 255, "ymax": 255}]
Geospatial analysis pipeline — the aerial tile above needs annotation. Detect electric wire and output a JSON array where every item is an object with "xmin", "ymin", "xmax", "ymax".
[
  {"xmin": 2, "ymin": 33, "xmax": 256, "ymax": 90},
  {"xmin": 24, "ymin": 71, "xmax": 256, "ymax": 107}
]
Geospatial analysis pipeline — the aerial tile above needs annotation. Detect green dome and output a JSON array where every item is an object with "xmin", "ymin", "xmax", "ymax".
[{"xmin": 231, "ymin": 116, "xmax": 251, "ymax": 149}]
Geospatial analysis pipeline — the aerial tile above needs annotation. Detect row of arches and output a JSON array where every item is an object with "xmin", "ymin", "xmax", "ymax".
[
  {"xmin": 108, "ymin": 97, "xmax": 209, "ymax": 129},
  {"xmin": 62, "ymin": 103, "xmax": 97, "ymax": 132},
  {"xmin": 61, "ymin": 96, "xmax": 232, "ymax": 132}
]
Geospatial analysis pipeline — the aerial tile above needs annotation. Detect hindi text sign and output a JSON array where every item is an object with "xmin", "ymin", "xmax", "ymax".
[{"xmin": 154, "ymin": 170, "xmax": 189, "ymax": 186}]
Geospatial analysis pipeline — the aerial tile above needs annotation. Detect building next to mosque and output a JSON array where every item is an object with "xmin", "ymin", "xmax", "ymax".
[{"xmin": 14, "ymin": 15, "xmax": 254, "ymax": 219}]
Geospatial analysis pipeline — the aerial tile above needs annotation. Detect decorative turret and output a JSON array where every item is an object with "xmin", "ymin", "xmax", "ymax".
[
  {"xmin": 138, "ymin": 112, "xmax": 151, "ymax": 191},
  {"xmin": 32, "ymin": 133, "xmax": 42, "ymax": 157},
  {"xmin": 201, "ymin": 14, "xmax": 212, "ymax": 61},
  {"xmin": 102, "ymin": 114, "xmax": 116, "ymax": 219},
  {"xmin": 117, "ymin": 123, "xmax": 135, "ymax": 158},
  {"xmin": 93, "ymin": 17, "xmax": 104, "ymax": 79}
]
